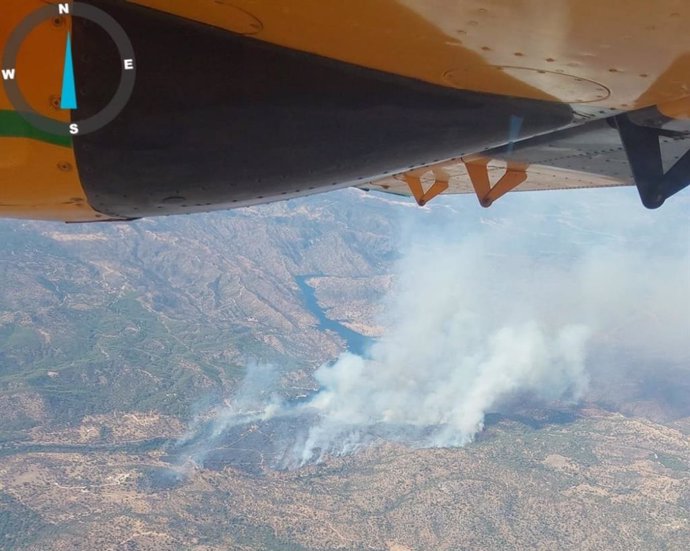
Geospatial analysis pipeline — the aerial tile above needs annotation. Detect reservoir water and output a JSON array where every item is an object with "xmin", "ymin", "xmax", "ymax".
[{"xmin": 296, "ymin": 275, "xmax": 370, "ymax": 356}]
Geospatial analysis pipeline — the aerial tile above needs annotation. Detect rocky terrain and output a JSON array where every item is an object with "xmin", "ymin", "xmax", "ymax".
[
  {"xmin": 0, "ymin": 190, "xmax": 400, "ymax": 430},
  {"xmin": 0, "ymin": 407, "xmax": 688, "ymax": 551},
  {"xmin": 0, "ymin": 188, "xmax": 688, "ymax": 550}
]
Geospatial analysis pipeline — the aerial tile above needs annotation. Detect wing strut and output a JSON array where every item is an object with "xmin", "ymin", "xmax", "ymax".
[
  {"xmin": 614, "ymin": 114, "xmax": 690, "ymax": 209},
  {"xmin": 463, "ymin": 158, "xmax": 529, "ymax": 207},
  {"xmin": 401, "ymin": 167, "xmax": 450, "ymax": 206}
]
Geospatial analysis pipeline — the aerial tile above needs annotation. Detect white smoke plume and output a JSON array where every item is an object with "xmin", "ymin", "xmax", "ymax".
[
  {"xmin": 288, "ymin": 240, "xmax": 592, "ymax": 464},
  {"xmin": 180, "ymin": 190, "xmax": 690, "ymax": 469},
  {"xmin": 173, "ymin": 362, "xmax": 285, "ymax": 467}
]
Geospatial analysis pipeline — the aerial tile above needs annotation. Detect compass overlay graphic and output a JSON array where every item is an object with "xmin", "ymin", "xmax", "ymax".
[{"xmin": 2, "ymin": 2, "xmax": 135, "ymax": 137}]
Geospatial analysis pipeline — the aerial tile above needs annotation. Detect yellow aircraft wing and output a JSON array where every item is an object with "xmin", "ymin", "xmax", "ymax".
[
  {"xmin": 360, "ymin": 161, "xmax": 628, "ymax": 208},
  {"xmin": 1, "ymin": 0, "xmax": 689, "ymax": 221},
  {"xmin": 128, "ymin": 0, "xmax": 690, "ymax": 113},
  {"xmin": 360, "ymin": 117, "xmax": 690, "ymax": 208}
]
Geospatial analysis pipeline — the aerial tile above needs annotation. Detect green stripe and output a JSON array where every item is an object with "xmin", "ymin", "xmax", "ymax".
[{"xmin": 0, "ymin": 110, "xmax": 72, "ymax": 148}]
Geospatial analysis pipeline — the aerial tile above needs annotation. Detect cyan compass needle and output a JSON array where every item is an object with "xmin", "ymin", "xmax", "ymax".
[{"xmin": 60, "ymin": 32, "xmax": 77, "ymax": 110}]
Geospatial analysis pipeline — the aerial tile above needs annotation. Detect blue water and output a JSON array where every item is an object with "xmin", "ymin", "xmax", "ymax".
[{"xmin": 296, "ymin": 275, "xmax": 371, "ymax": 356}]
